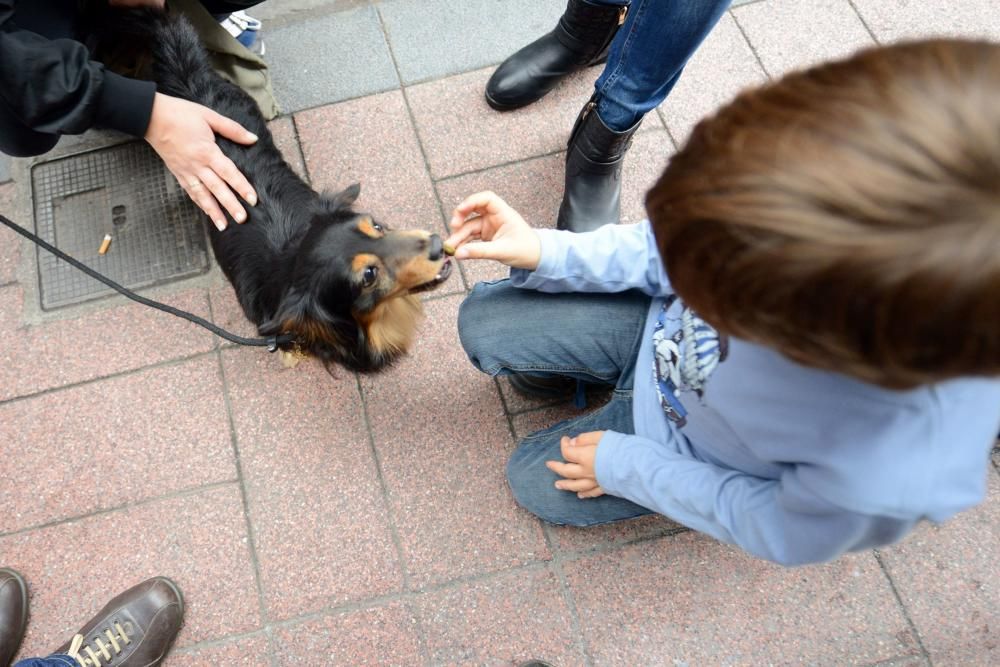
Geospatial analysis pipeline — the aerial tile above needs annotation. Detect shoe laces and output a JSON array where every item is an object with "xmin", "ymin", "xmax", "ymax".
[{"xmin": 66, "ymin": 621, "xmax": 132, "ymax": 667}]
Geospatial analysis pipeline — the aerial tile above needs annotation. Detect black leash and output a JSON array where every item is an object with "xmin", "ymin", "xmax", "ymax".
[{"xmin": 0, "ymin": 212, "xmax": 294, "ymax": 352}]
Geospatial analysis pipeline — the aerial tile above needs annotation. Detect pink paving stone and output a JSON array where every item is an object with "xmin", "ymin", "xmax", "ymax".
[
  {"xmin": 733, "ymin": 0, "xmax": 875, "ymax": 79},
  {"xmin": 851, "ymin": 0, "xmax": 1000, "ymax": 43},
  {"xmin": 167, "ymin": 634, "xmax": 271, "ymax": 667},
  {"xmin": 0, "ymin": 183, "xmax": 19, "ymax": 285},
  {"xmin": 360, "ymin": 294, "xmax": 551, "ymax": 588},
  {"xmin": 267, "ymin": 116, "xmax": 309, "ymax": 182},
  {"xmin": 408, "ymin": 66, "xmax": 663, "ymax": 181},
  {"xmin": 0, "ymin": 485, "xmax": 260, "ymax": 659},
  {"xmin": 658, "ymin": 12, "xmax": 769, "ymax": 145},
  {"xmin": 0, "ymin": 357, "xmax": 234, "ymax": 533},
  {"xmin": 294, "ymin": 91, "xmax": 443, "ymax": 235},
  {"xmin": 221, "ymin": 346, "xmax": 404, "ymax": 619},
  {"xmin": 273, "ymin": 602, "xmax": 423, "ymax": 666},
  {"xmin": 208, "ymin": 282, "xmax": 258, "ymax": 341},
  {"xmin": 0, "ymin": 285, "xmax": 215, "ymax": 401},
  {"xmin": 878, "ymin": 468, "xmax": 1000, "ymax": 665},
  {"xmin": 414, "ymin": 566, "xmax": 584, "ymax": 667},
  {"xmin": 568, "ymin": 532, "xmax": 917, "ymax": 665}
]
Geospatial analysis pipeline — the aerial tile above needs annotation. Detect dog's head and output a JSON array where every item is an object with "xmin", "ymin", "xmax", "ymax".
[{"xmin": 259, "ymin": 184, "xmax": 452, "ymax": 373}]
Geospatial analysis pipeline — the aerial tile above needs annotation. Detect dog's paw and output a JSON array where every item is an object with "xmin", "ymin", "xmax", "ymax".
[{"xmin": 279, "ymin": 349, "xmax": 304, "ymax": 369}]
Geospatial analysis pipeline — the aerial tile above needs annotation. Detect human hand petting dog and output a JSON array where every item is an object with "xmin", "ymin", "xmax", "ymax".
[
  {"xmin": 145, "ymin": 92, "xmax": 259, "ymax": 231},
  {"xmin": 546, "ymin": 431, "xmax": 606, "ymax": 499},
  {"xmin": 445, "ymin": 191, "xmax": 542, "ymax": 269}
]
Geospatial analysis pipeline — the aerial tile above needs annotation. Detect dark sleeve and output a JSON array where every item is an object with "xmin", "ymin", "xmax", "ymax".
[{"xmin": 0, "ymin": 2, "xmax": 156, "ymax": 138}]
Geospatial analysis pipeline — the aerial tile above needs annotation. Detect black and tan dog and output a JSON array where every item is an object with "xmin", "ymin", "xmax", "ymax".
[{"xmin": 121, "ymin": 8, "xmax": 451, "ymax": 372}]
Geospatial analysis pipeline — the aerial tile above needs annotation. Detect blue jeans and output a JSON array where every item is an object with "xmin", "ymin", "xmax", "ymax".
[
  {"xmin": 590, "ymin": 0, "xmax": 733, "ymax": 131},
  {"xmin": 458, "ymin": 279, "xmax": 654, "ymax": 526},
  {"xmin": 14, "ymin": 656, "xmax": 77, "ymax": 667}
]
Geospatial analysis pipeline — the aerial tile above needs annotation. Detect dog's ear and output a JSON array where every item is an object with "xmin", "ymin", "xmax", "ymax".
[
  {"xmin": 317, "ymin": 183, "xmax": 361, "ymax": 215},
  {"xmin": 258, "ymin": 288, "xmax": 308, "ymax": 339}
]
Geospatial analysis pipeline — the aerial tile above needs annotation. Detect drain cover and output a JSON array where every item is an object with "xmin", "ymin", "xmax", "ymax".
[{"xmin": 30, "ymin": 141, "xmax": 211, "ymax": 310}]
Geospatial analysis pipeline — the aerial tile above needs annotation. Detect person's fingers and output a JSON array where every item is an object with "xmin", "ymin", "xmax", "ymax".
[
  {"xmin": 205, "ymin": 109, "xmax": 258, "ymax": 145},
  {"xmin": 546, "ymin": 459, "xmax": 587, "ymax": 479},
  {"xmin": 572, "ymin": 431, "xmax": 604, "ymax": 447},
  {"xmin": 453, "ymin": 240, "xmax": 504, "ymax": 261},
  {"xmin": 210, "ymin": 153, "xmax": 257, "ymax": 206},
  {"xmin": 452, "ymin": 191, "xmax": 504, "ymax": 222},
  {"xmin": 578, "ymin": 487, "xmax": 606, "ymax": 499},
  {"xmin": 444, "ymin": 220, "xmax": 484, "ymax": 250},
  {"xmin": 198, "ymin": 168, "xmax": 246, "ymax": 224},
  {"xmin": 184, "ymin": 178, "xmax": 227, "ymax": 231},
  {"xmin": 554, "ymin": 478, "xmax": 600, "ymax": 493}
]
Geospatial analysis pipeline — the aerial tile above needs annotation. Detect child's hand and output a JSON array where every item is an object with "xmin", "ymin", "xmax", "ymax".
[
  {"xmin": 546, "ymin": 431, "xmax": 606, "ymax": 499},
  {"xmin": 445, "ymin": 191, "xmax": 542, "ymax": 270}
]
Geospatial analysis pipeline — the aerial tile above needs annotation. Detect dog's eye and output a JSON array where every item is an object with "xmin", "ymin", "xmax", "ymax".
[
  {"xmin": 372, "ymin": 222, "xmax": 384, "ymax": 233},
  {"xmin": 362, "ymin": 265, "xmax": 379, "ymax": 287}
]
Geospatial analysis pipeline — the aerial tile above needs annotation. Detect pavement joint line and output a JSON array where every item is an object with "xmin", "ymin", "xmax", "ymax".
[
  {"xmin": 287, "ymin": 114, "xmax": 314, "ymax": 187},
  {"xmin": 862, "ymin": 654, "xmax": 933, "ymax": 667},
  {"xmin": 432, "ymin": 146, "xmax": 570, "ymax": 187},
  {"xmin": 0, "ymin": 347, "xmax": 220, "ymax": 409},
  {"xmin": 0, "ymin": 479, "xmax": 239, "ymax": 540},
  {"xmin": 873, "ymin": 550, "xmax": 932, "ymax": 663},
  {"xmin": 352, "ymin": 372, "xmax": 416, "ymax": 592},
  {"xmin": 215, "ymin": 349, "xmax": 273, "ymax": 657},
  {"xmin": 728, "ymin": 5, "xmax": 774, "ymax": 81},
  {"xmin": 847, "ymin": 0, "xmax": 882, "ymax": 45},
  {"xmin": 373, "ymin": 4, "xmax": 462, "ymax": 276},
  {"xmin": 542, "ymin": 524, "xmax": 595, "ymax": 667}
]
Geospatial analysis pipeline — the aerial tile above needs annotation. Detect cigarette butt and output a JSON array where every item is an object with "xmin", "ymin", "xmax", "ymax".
[{"xmin": 98, "ymin": 234, "xmax": 112, "ymax": 255}]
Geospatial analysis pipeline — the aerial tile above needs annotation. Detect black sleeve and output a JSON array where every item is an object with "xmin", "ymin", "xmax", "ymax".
[{"xmin": 0, "ymin": 1, "xmax": 156, "ymax": 139}]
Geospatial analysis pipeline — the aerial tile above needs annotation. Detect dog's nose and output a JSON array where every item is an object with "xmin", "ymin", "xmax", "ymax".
[{"xmin": 427, "ymin": 234, "xmax": 443, "ymax": 261}]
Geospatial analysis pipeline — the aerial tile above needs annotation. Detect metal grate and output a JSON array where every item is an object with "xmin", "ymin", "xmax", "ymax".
[{"xmin": 30, "ymin": 141, "xmax": 211, "ymax": 310}]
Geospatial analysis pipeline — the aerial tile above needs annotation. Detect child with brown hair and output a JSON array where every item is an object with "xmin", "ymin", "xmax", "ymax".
[{"xmin": 448, "ymin": 38, "xmax": 1000, "ymax": 565}]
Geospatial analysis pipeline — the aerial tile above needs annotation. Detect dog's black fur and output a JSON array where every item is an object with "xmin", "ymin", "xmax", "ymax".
[{"xmin": 111, "ymin": 8, "xmax": 451, "ymax": 372}]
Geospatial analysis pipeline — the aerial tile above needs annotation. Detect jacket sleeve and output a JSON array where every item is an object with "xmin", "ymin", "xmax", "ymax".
[
  {"xmin": 594, "ymin": 430, "xmax": 918, "ymax": 566},
  {"xmin": 509, "ymin": 220, "xmax": 673, "ymax": 296},
  {"xmin": 0, "ymin": 2, "xmax": 156, "ymax": 138}
]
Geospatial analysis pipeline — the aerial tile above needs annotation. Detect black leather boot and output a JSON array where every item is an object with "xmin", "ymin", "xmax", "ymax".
[
  {"xmin": 0, "ymin": 568, "xmax": 28, "ymax": 666},
  {"xmin": 485, "ymin": 0, "xmax": 629, "ymax": 111},
  {"xmin": 557, "ymin": 95, "xmax": 642, "ymax": 232}
]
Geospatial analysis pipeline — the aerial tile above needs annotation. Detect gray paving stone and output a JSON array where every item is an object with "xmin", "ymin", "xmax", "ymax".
[
  {"xmin": 266, "ymin": 5, "xmax": 398, "ymax": 112},
  {"xmin": 378, "ymin": 0, "xmax": 565, "ymax": 85},
  {"xmin": 0, "ymin": 153, "xmax": 10, "ymax": 184},
  {"xmin": 851, "ymin": 0, "xmax": 1000, "ymax": 43}
]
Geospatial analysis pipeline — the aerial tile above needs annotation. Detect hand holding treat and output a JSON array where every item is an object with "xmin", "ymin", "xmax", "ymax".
[{"xmin": 445, "ymin": 191, "xmax": 542, "ymax": 270}]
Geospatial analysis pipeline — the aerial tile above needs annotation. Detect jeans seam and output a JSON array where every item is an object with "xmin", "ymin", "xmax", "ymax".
[
  {"xmin": 596, "ymin": 0, "xmax": 648, "ymax": 99},
  {"xmin": 483, "ymin": 362, "xmax": 616, "ymax": 383}
]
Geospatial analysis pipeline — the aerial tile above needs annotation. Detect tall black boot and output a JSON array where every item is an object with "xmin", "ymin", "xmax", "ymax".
[
  {"xmin": 485, "ymin": 0, "xmax": 629, "ymax": 111},
  {"xmin": 557, "ymin": 95, "xmax": 641, "ymax": 232}
]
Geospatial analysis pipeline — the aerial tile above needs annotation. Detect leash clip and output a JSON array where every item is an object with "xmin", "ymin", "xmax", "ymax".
[{"xmin": 266, "ymin": 336, "xmax": 279, "ymax": 353}]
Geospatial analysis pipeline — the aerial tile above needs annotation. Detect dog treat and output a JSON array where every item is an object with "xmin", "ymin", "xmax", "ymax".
[
  {"xmin": 98, "ymin": 234, "xmax": 112, "ymax": 255},
  {"xmin": 443, "ymin": 242, "xmax": 456, "ymax": 256}
]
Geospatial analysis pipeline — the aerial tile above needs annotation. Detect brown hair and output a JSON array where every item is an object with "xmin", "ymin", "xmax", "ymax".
[{"xmin": 646, "ymin": 39, "xmax": 1000, "ymax": 389}]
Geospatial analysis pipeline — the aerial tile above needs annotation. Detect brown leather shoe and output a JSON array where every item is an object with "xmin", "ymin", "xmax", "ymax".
[
  {"xmin": 0, "ymin": 568, "xmax": 28, "ymax": 666},
  {"xmin": 55, "ymin": 577, "xmax": 183, "ymax": 667}
]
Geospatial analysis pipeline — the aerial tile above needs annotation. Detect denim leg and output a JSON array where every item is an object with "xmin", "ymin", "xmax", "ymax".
[
  {"xmin": 458, "ymin": 280, "xmax": 651, "ymax": 387},
  {"xmin": 14, "ymin": 655, "xmax": 79, "ymax": 667},
  {"xmin": 459, "ymin": 280, "xmax": 653, "ymax": 526},
  {"xmin": 594, "ymin": 0, "xmax": 733, "ymax": 130},
  {"xmin": 507, "ymin": 384, "xmax": 652, "ymax": 526}
]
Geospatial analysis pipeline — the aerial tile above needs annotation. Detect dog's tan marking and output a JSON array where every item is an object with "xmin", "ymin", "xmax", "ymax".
[
  {"xmin": 282, "ymin": 317, "xmax": 346, "ymax": 352},
  {"xmin": 279, "ymin": 349, "xmax": 304, "ymax": 368},
  {"xmin": 352, "ymin": 253, "xmax": 379, "ymax": 275},
  {"xmin": 357, "ymin": 217, "xmax": 381, "ymax": 238},
  {"xmin": 357, "ymin": 295, "xmax": 424, "ymax": 357},
  {"xmin": 394, "ymin": 256, "xmax": 443, "ymax": 290}
]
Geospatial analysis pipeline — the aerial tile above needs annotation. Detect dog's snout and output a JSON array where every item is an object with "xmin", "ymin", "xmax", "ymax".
[{"xmin": 427, "ymin": 234, "xmax": 443, "ymax": 261}]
